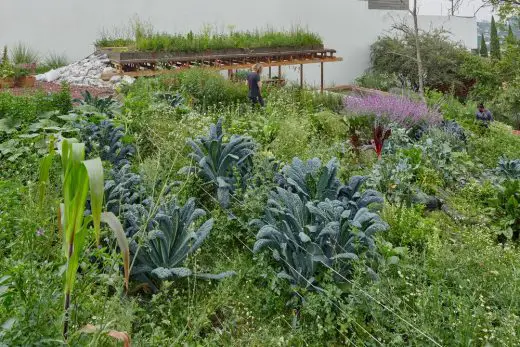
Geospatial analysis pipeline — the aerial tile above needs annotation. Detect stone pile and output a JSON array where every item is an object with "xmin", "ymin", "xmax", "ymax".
[{"xmin": 36, "ymin": 53, "xmax": 134, "ymax": 88}]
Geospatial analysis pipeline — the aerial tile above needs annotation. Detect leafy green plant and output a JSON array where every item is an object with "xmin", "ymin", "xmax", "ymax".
[
  {"xmin": 496, "ymin": 158, "xmax": 520, "ymax": 180},
  {"xmin": 253, "ymin": 158, "xmax": 387, "ymax": 290},
  {"xmin": 39, "ymin": 139, "xmax": 129, "ymax": 340},
  {"xmin": 74, "ymin": 91, "xmax": 121, "ymax": 117},
  {"xmin": 10, "ymin": 42, "xmax": 38, "ymax": 65},
  {"xmin": 130, "ymin": 198, "xmax": 234, "ymax": 291},
  {"xmin": 490, "ymin": 179, "xmax": 520, "ymax": 242},
  {"xmin": 181, "ymin": 118, "xmax": 255, "ymax": 208},
  {"xmin": 0, "ymin": 46, "xmax": 14, "ymax": 79},
  {"xmin": 44, "ymin": 52, "xmax": 69, "ymax": 69},
  {"xmin": 77, "ymin": 119, "xmax": 135, "ymax": 168}
]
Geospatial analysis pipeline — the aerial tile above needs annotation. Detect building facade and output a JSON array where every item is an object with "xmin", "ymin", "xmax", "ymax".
[{"xmin": 0, "ymin": 0, "xmax": 477, "ymax": 86}]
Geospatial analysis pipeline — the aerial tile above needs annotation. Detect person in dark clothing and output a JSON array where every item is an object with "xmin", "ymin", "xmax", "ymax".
[
  {"xmin": 246, "ymin": 63, "xmax": 264, "ymax": 107},
  {"xmin": 476, "ymin": 103, "xmax": 493, "ymax": 127}
]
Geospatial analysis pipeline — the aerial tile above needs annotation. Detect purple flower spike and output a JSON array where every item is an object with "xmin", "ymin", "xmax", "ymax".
[
  {"xmin": 36, "ymin": 228, "xmax": 45, "ymax": 237},
  {"xmin": 344, "ymin": 93, "xmax": 442, "ymax": 127}
]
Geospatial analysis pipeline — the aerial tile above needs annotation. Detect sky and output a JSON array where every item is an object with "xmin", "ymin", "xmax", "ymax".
[{"xmin": 419, "ymin": 0, "xmax": 493, "ymax": 20}]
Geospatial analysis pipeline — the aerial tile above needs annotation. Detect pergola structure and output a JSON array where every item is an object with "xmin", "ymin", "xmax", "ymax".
[{"xmin": 99, "ymin": 47, "xmax": 343, "ymax": 92}]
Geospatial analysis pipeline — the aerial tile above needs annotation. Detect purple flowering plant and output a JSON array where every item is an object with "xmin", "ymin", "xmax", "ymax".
[{"xmin": 344, "ymin": 94, "xmax": 442, "ymax": 128}]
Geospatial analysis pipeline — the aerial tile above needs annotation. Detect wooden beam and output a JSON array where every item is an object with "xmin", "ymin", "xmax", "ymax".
[{"xmin": 101, "ymin": 57, "xmax": 343, "ymax": 80}]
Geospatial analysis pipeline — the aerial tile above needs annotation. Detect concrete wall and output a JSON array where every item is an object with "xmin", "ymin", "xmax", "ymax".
[{"xmin": 0, "ymin": 0, "xmax": 477, "ymax": 86}]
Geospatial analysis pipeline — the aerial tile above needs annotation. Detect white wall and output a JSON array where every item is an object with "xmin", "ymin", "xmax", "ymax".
[{"xmin": 0, "ymin": 0, "xmax": 476, "ymax": 86}]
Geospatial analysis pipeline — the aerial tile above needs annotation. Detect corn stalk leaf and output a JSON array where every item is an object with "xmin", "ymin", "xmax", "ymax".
[
  {"xmin": 101, "ymin": 212, "xmax": 130, "ymax": 292},
  {"xmin": 83, "ymin": 158, "xmax": 104, "ymax": 244}
]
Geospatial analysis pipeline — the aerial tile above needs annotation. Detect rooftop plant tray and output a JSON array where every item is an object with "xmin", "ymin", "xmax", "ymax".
[
  {"xmin": 97, "ymin": 45, "xmax": 328, "ymax": 63},
  {"xmin": 95, "ymin": 24, "xmax": 324, "ymax": 57}
]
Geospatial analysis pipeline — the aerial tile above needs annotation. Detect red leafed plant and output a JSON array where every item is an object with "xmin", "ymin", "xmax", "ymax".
[{"xmin": 372, "ymin": 122, "xmax": 391, "ymax": 160}]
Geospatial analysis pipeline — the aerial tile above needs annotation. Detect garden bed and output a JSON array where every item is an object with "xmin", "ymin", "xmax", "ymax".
[{"xmin": 97, "ymin": 45, "xmax": 325, "ymax": 63}]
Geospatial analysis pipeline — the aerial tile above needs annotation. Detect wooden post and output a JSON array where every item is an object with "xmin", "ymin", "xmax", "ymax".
[
  {"xmin": 227, "ymin": 69, "xmax": 232, "ymax": 79},
  {"xmin": 269, "ymin": 66, "xmax": 272, "ymax": 79},
  {"xmin": 278, "ymin": 65, "xmax": 281, "ymax": 79},
  {"xmin": 300, "ymin": 64, "xmax": 303, "ymax": 88},
  {"xmin": 320, "ymin": 62, "xmax": 324, "ymax": 94}
]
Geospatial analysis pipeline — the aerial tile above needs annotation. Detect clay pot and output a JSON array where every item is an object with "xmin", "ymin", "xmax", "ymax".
[
  {"xmin": 0, "ymin": 77, "xmax": 15, "ymax": 88},
  {"xmin": 15, "ymin": 75, "xmax": 36, "ymax": 88}
]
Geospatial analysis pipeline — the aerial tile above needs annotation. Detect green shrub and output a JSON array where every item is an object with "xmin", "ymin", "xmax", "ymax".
[
  {"xmin": 165, "ymin": 69, "xmax": 247, "ymax": 108},
  {"xmin": 355, "ymin": 71, "xmax": 400, "ymax": 91}
]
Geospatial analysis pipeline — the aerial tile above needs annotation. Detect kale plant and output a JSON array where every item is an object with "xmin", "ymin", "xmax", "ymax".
[
  {"xmin": 496, "ymin": 158, "xmax": 520, "ymax": 180},
  {"xmin": 78, "ymin": 119, "xmax": 135, "ymax": 168},
  {"xmin": 253, "ymin": 158, "xmax": 387, "ymax": 289},
  {"xmin": 131, "ymin": 198, "xmax": 235, "ymax": 291},
  {"xmin": 181, "ymin": 118, "xmax": 255, "ymax": 208},
  {"xmin": 74, "ymin": 90, "xmax": 121, "ymax": 117}
]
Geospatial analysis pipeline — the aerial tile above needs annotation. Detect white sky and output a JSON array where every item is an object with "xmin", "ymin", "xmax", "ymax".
[{"xmin": 419, "ymin": 0, "xmax": 493, "ymax": 20}]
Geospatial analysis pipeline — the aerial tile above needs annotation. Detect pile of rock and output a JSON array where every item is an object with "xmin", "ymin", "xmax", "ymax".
[{"xmin": 36, "ymin": 53, "xmax": 134, "ymax": 88}]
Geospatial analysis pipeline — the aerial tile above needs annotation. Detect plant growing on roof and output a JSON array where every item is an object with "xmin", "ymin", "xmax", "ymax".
[
  {"xmin": 74, "ymin": 90, "xmax": 121, "ymax": 117},
  {"xmin": 130, "ymin": 198, "xmax": 235, "ymax": 292},
  {"xmin": 496, "ymin": 157, "xmax": 520, "ymax": 180},
  {"xmin": 372, "ymin": 121, "xmax": 392, "ymax": 160},
  {"xmin": 181, "ymin": 118, "xmax": 255, "ymax": 208},
  {"xmin": 275, "ymin": 157, "xmax": 340, "ymax": 202},
  {"xmin": 252, "ymin": 157, "xmax": 387, "ymax": 290},
  {"xmin": 343, "ymin": 94, "xmax": 442, "ymax": 128},
  {"xmin": 77, "ymin": 119, "xmax": 135, "ymax": 168},
  {"xmin": 251, "ymin": 188, "xmax": 328, "ymax": 290},
  {"xmin": 38, "ymin": 138, "xmax": 129, "ymax": 340}
]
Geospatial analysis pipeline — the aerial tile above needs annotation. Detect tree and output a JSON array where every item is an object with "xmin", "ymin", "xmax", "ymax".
[
  {"xmin": 490, "ymin": 16, "xmax": 502, "ymax": 59},
  {"xmin": 370, "ymin": 30, "xmax": 472, "ymax": 95},
  {"xmin": 484, "ymin": 0, "xmax": 520, "ymax": 18},
  {"xmin": 506, "ymin": 24, "xmax": 517, "ymax": 43},
  {"xmin": 399, "ymin": 0, "xmax": 425, "ymax": 97},
  {"xmin": 480, "ymin": 34, "xmax": 489, "ymax": 57}
]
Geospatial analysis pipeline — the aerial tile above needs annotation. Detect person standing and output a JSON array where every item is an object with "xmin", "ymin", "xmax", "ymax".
[
  {"xmin": 476, "ymin": 103, "xmax": 493, "ymax": 127},
  {"xmin": 246, "ymin": 63, "xmax": 264, "ymax": 107}
]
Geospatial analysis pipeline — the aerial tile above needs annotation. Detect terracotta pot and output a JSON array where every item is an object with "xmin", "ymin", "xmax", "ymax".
[
  {"xmin": 15, "ymin": 75, "xmax": 35, "ymax": 88},
  {"xmin": 0, "ymin": 77, "xmax": 15, "ymax": 88}
]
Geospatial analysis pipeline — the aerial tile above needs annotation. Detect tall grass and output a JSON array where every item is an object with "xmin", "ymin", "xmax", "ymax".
[
  {"xmin": 10, "ymin": 42, "xmax": 39, "ymax": 65},
  {"xmin": 95, "ymin": 20, "xmax": 322, "ymax": 52},
  {"xmin": 44, "ymin": 53, "xmax": 69, "ymax": 69}
]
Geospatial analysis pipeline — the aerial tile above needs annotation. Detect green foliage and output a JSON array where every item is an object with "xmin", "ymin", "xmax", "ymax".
[
  {"xmin": 253, "ymin": 158, "xmax": 386, "ymax": 290},
  {"xmin": 479, "ymin": 34, "xmax": 488, "ymax": 57},
  {"xmin": 165, "ymin": 68, "xmax": 247, "ymax": 109},
  {"xmin": 39, "ymin": 138, "xmax": 130, "ymax": 339},
  {"xmin": 10, "ymin": 42, "xmax": 39, "ymax": 65},
  {"xmin": 181, "ymin": 119, "xmax": 255, "ymax": 208},
  {"xmin": 96, "ymin": 21, "xmax": 323, "ymax": 52},
  {"xmin": 496, "ymin": 157, "xmax": 520, "ymax": 179},
  {"xmin": 74, "ymin": 90, "xmax": 120, "ymax": 116},
  {"xmin": 469, "ymin": 122, "xmax": 520, "ymax": 168},
  {"xmin": 487, "ymin": 178, "xmax": 520, "ymax": 242},
  {"xmin": 131, "ymin": 198, "xmax": 234, "ymax": 290},
  {"xmin": 490, "ymin": 16, "xmax": 502, "ymax": 60},
  {"xmin": 0, "ymin": 46, "xmax": 14, "ymax": 79},
  {"xmin": 355, "ymin": 71, "xmax": 400, "ymax": 91},
  {"xmin": 370, "ymin": 30, "xmax": 472, "ymax": 93},
  {"xmin": 43, "ymin": 52, "xmax": 69, "ymax": 69},
  {"xmin": 506, "ymin": 24, "xmax": 516, "ymax": 44}
]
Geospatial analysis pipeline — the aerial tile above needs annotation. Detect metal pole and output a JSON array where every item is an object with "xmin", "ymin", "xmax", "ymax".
[
  {"xmin": 300, "ymin": 64, "xmax": 303, "ymax": 88},
  {"xmin": 320, "ymin": 62, "xmax": 324, "ymax": 94},
  {"xmin": 269, "ymin": 66, "xmax": 272, "ymax": 79}
]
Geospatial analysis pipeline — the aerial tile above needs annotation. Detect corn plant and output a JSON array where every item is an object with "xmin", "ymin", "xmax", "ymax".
[{"xmin": 39, "ymin": 138, "xmax": 129, "ymax": 340}]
